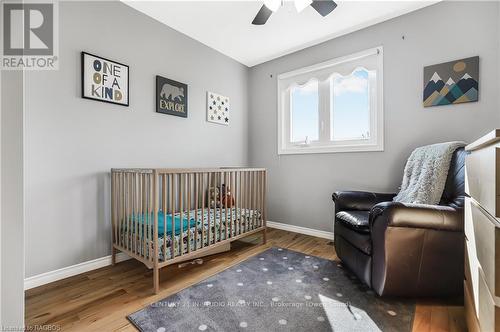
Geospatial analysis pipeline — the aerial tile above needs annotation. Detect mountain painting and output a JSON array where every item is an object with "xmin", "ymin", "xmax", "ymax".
[{"xmin": 423, "ymin": 56, "xmax": 479, "ymax": 107}]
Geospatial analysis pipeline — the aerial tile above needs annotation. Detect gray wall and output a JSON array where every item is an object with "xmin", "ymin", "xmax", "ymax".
[
  {"xmin": 248, "ymin": 1, "xmax": 500, "ymax": 232},
  {"xmin": 25, "ymin": 1, "xmax": 249, "ymax": 277},
  {"xmin": 1, "ymin": 70, "xmax": 25, "ymax": 327}
]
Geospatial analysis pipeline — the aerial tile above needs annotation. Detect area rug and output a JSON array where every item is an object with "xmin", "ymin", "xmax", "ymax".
[{"xmin": 128, "ymin": 247, "xmax": 415, "ymax": 332}]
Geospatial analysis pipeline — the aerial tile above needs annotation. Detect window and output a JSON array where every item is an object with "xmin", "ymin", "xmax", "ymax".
[{"xmin": 277, "ymin": 47, "xmax": 383, "ymax": 154}]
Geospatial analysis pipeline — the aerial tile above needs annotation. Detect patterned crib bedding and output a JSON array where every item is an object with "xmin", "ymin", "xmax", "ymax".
[{"xmin": 120, "ymin": 208, "xmax": 262, "ymax": 261}]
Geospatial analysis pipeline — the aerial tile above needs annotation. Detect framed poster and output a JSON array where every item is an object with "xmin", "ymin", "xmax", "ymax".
[
  {"xmin": 423, "ymin": 56, "xmax": 479, "ymax": 107},
  {"xmin": 156, "ymin": 75, "xmax": 188, "ymax": 118},
  {"xmin": 81, "ymin": 52, "xmax": 129, "ymax": 106},
  {"xmin": 207, "ymin": 91, "xmax": 230, "ymax": 125}
]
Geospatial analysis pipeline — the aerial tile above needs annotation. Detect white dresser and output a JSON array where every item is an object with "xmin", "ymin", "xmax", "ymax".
[{"xmin": 465, "ymin": 129, "xmax": 500, "ymax": 332}]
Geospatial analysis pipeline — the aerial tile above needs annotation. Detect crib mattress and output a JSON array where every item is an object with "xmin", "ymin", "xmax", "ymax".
[{"xmin": 120, "ymin": 207, "xmax": 262, "ymax": 260}]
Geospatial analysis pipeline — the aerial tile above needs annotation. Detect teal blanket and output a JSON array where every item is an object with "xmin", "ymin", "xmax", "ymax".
[{"xmin": 132, "ymin": 212, "xmax": 197, "ymax": 236}]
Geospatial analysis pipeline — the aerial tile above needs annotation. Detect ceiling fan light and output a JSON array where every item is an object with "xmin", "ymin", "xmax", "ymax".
[
  {"xmin": 295, "ymin": 0, "xmax": 312, "ymax": 13},
  {"xmin": 264, "ymin": 0, "xmax": 281, "ymax": 12}
]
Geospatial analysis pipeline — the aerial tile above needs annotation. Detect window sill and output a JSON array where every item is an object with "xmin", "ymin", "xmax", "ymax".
[{"xmin": 278, "ymin": 143, "xmax": 384, "ymax": 155}]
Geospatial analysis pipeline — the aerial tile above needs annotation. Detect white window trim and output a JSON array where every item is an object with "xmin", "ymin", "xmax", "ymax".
[{"xmin": 277, "ymin": 46, "xmax": 384, "ymax": 155}]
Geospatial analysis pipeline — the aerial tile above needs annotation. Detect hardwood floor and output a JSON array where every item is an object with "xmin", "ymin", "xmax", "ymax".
[{"xmin": 25, "ymin": 228, "xmax": 466, "ymax": 331}]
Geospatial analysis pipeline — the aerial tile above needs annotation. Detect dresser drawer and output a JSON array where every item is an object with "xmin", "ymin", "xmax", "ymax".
[
  {"xmin": 478, "ymin": 267, "xmax": 500, "ymax": 331},
  {"xmin": 468, "ymin": 198, "xmax": 500, "ymax": 297},
  {"xmin": 465, "ymin": 279, "xmax": 480, "ymax": 332},
  {"xmin": 466, "ymin": 146, "xmax": 500, "ymax": 218},
  {"xmin": 466, "ymin": 235, "xmax": 481, "ymax": 317}
]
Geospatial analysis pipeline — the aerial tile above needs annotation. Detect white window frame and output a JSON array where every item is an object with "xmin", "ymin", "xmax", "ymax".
[{"xmin": 277, "ymin": 46, "xmax": 384, "ymax": 155}]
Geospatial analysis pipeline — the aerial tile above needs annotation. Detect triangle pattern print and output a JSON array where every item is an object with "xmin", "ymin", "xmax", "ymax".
[{"xmin": 207, "ymin": 91, "xmax": 230, "ymax": 125}]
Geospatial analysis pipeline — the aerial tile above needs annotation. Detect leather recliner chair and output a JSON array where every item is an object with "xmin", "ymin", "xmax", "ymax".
[{"xmin": 332, "ymin": 148, "xmax": 465, "ymax": 297}]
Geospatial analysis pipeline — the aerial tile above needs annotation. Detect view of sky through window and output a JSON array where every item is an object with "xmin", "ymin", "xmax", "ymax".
[
  {"xmin": 331, "ymin": 69, "xmax": 371, "ymax": 141},
  {"xmin": 290, "ymin": 80, "xmax": 319, "ymax": 142}
]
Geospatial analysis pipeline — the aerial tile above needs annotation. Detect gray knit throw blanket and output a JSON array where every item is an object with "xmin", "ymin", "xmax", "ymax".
[{"xmin": 393, "ymin": 141, "xmax": 466, "ymax": 205}]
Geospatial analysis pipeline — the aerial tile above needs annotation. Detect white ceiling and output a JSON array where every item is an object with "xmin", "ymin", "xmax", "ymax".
[{"xmin": 124, "ymin": 1, "xmax": 439, "ymax": 67}]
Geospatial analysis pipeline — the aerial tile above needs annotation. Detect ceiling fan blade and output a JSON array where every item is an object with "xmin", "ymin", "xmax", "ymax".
[
  {"xmin": 252, "ymin": 4, "xmax": 273, "ymax": 25},
  {"xmin": 310, "ymin": 0, "xmax": 337, "ymax": 17}
]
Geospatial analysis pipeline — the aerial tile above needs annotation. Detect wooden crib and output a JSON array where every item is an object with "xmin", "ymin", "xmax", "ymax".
[{"xmin": 111, "ymin": 168, "xmax": 267, "ymax": 293}]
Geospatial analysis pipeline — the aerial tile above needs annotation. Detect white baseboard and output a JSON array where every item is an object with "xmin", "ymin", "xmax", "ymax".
[
  {"xmin": 267, "ymin": 221, "xmax": 334, "ymax": 240},
  {"xmin": 24, "ymin": 252, "xmax": 130, "ymax": 290}
]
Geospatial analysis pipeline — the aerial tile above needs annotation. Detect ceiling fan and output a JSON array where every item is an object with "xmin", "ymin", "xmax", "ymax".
[{"xmin": 252, "ymin": 0, "xmax": 338, "ymax": 25}]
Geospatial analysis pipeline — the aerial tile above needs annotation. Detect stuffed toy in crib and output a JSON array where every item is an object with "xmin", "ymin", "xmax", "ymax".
[
  {"xmin": 208, "ymin": 185, "xmax": 235, "ymax": 208},
  {"xmin": 220, "ymin": 184, "xmax": 235, "ymax": 208}
]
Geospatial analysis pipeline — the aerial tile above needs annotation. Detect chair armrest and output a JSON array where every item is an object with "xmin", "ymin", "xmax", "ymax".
[
  {"xmin": 370, "ymin": 201, "xmax": 463, "ymax": 232},
  {"xmin": 332, "ymin": 191, "xmax": 396, "ymax": 211},
  {"xmin": 369, "ymin": 201, "xmax": 464, "ymax": 296}
]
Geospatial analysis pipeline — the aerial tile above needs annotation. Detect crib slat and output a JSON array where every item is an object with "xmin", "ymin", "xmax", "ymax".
[
  {"xmin": 233, "ymin": 171, "xmax": 239, "ymax": 235},
  {"xmin": 135, "ymin": 172, "xmax": 140, "ymax": 254},
  {"xmin": 219, "ymin": 172, "xmax": 223, "ymax": 241},
  {"xmin": 146, "ymin": 174, "xmax": 151, "ymax": 260},
  {"xmin": 179, "ymin": 174, "xmax": 183, "ymax": 256},
  {"xmin": 244, "ymin": 171, "xmax": 248, "ymax": 233},
  {"xmin": 194, "ymin": 173, "xmax": 199, "ymax": 251},
  {"xmin": 130, "ymin": 173, "xmax": 133, "ymax": 253},
  {"xmin": 212, "ymin": 172, "xmax": 216, "ymax": 244},
  {"xmin": 144, "ymin": 174, "xmax": 148, "ymax": 259},
  {"xmin": 125, "ymin": 173, "xmax": 130, "ymax": 250},
  {"xmin": 125, "ymin": 173, "xmax": 128, "ymax": 251},
  {"xmin": 239, "ymin": 170, "xmax": 242, "ymax": 234},
  {"xmin": 255, "ymin": 171, "xmax": 259, "ymax": 228},
  {"xmin": 170, "ymin": 174, "xmax": 175, "ymax": 259},
  {"xmin": 162, "ymin": 174, "xmax": 166, "ymax": 262},
  {"xmin": 250, "ymin": 172, "xmax": 253, "ymax": 230},
  {"xmin": 208, "ymin": 172, "xmax": 212, "ymax": 245},
  {"xmin": 255, "ymin": 171, "xmax": 258, "ymax": 229},
  {"xmin": 250, "ymin": 171, "xmax": 254, "ymax": 231},
  {"xmin": 249, "ymin": 171, "xmax": 253, "ymax": 231},
  {"xmin": 153, "ymin": 170, "xmax": 159, "ymax": 265},
  {"xmin": 259, "ymin": 171, "xmax": 263, "ymax": 227},
  {"xmin": 253, "ymin": 171, "xmax": 257, "ymax": 229},
  {"xmin": 132, "ymin": 172, "xmax": 137, "ymax": 254},
  {"xmin": 122, "ymin": 173, "xmax": 126, "ymax": 249},
  {"xmin": 112, "ymin": 172, "xmax": 117, "ymax": 249},
  {"xmin": 117, "ymin": 173, "xmax": 121, "ymax": 248},
  {"xmin": 207, "ymin": 173, "xmax": 212, "ymax": 245},
  {"xmin": 141, "ymin": 173, "xmax": 146, "ymax": 259},
  {"xmin": 144, "ymin": 174, "xmax": 147, "ymax": 258},
  {"xmin": 229, "ymin": 171, "xmax": 233, "ymax": 238},
  {"xmin": 241, "ymin": 170, "xmax": 244, "ymax": 234},
  {"xmin": 245, "ymin": 171, "xmax": 249, "ymax": 232},
  {"xmin": 145, "ymin": 174, "xmax": 149, "ymax": 259},
  {"xmin": 142, "ymin": 174, "xmax": 147, "ymax": 260},
  {"xmin": 151, "ymin": 173, "xmax": 155, "ymax": 261},
  {"xmin": 117, "ymin": 172, "xmax": 121, "ymax": 246},
  {"xmin": 183, "ymin": 173, "xmax": 191, "ymax": 254},
  {"xmin": 138, "ymin": 173, "xmax": 142, "ymax": 257},
  {"xmin": 251, "ymin": 171, "xmax": 255, "ymax": 230},
  {"xmin": 263, "ymin": 170, "xmax": 267, "ymax": 232},
  {"xmin": 201, "ymin": 173, "xmax": 206, "ymax": 248},
  {"xmin": 138, "ymin": 174, "xmax": 142, "ymax": 258},
  {"xmin": 128, "ymin": 173, "xmax": 132, "ymax": 251},
  {"xmin": 238, "ymin": 171, "xmax": 242, "ymax": 235},
  {"xmin": 224, "ymin": 172, "xmax": 228, "ymax": 241},
  {"xmin": 257, "ymin": 171, "xmax": 260, "ymax": 228},
  {"xmin": 249, "ymin": 171, "xmax": 252, "ymax": 231},
  {"xmin": 254, "ymin": 171, "xmax": 258, "ymax": 228}
]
